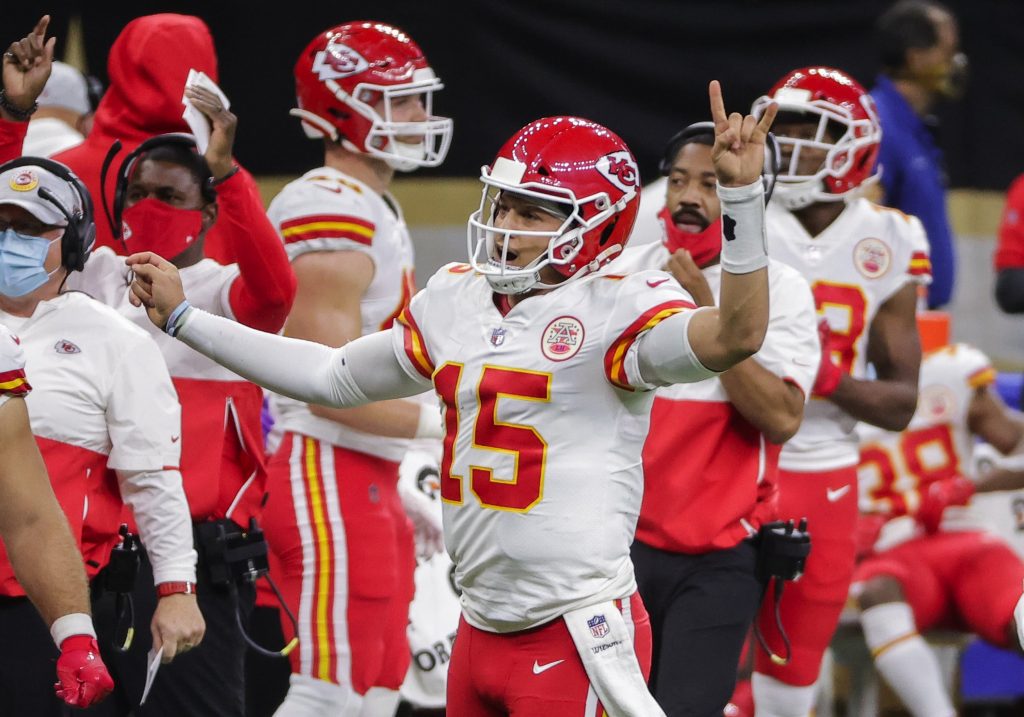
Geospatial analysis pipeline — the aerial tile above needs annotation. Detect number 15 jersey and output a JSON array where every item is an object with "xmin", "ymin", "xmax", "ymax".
[{"xmin": 391, "ymin": 263, "xmax": 710, "ymax": 633}]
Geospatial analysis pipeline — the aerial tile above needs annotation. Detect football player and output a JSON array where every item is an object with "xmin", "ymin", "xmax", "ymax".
[
  {"xmin": 258, "ymin": 21, "xmax": 450, "ymax": 716},
  {"xmin": 853, "ymin": 314, "xmax": 1024, "ymax": 717},
  {"xmin": 745, "ymin": 67, "xmax": 931, "ymax": 717},
  {"xmin": 126, "ymin": 80, "xmax": 776, "ymax": 717},
  {"xmin": 609, "ymin": 122, "xmax": 818, "ymax": 716}
]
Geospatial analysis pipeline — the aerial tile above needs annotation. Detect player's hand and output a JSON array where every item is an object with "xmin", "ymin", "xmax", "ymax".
[
  {"xmin": 812, "ymin": 319, "xmax": 843, "ymax": 398},
  {"xmin": 151, "ymin": 593, "xmax": 205, "ymax": 663},
  {"xmin": 665, "ymin": 250, "xmax": 715, "ymax": 307},
  {"xmin": 184, "ymin": 85, "xmax": 237, "ymax": 180},
  {"xmin": 399, "ymin": 480, "xmax": 445, "ymax": 560},
  {"xmin": 125, "ymin": 252, "xmax": 187, "ymax": 329},
  {"xmin": 916, "ymin": 475, "xmax": 976, "ymax": 534},
  {"xmin": 709, "ymin": 79, "xmax": 776, "ymax": 188},
  {"xmin": 54, "ymin": 635, "xmax": 114, "ymax": 707},
  {"xmin": 2, "ymin": 15, "xmax": 56, "ymax": 119}
]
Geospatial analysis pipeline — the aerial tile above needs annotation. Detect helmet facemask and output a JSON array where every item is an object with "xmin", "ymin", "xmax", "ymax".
[
  {"xmin": 753, "ymin": 90, "xmax": 880, "ymax": 210},
  {"xmin": 467, "ymin": 160, "xmax": 623, "ymax": 295}
]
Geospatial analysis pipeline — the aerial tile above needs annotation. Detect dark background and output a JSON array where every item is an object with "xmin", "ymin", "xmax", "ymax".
[{"xmin": 8, "ymin": 1, "xmax": 1024, "ymax": 189}]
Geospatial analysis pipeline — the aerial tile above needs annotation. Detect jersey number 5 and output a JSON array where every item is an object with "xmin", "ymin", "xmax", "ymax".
[{"xmin": 434, "ymin": 363, "xmax": 551, "ymax": 512}]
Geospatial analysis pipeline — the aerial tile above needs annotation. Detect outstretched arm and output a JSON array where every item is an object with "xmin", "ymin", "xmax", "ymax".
[
  {"xmin": 126, "ymin": 252, "xmax": 426, "ymax": 405},
  {"xmin": 685, "ymin": 81, "xmax": 775, "ymax": 372}
]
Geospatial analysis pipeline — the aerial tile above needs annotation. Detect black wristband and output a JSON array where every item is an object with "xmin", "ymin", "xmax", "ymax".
[
  {"xmin": 0, "ymin": 89, "xmax": 37, "ymax": 121},
  {"xmin": 210, "ymin": 164, "xmax": 241, "ymax": 186}
]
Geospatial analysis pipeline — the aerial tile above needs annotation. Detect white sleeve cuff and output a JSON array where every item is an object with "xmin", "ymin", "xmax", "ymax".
[
  {"xmin": 50, "ymin": 612, "xmax": 96, "ymax": 646},
  {"xmin": 718, "ymin": 179, "xmax": 768, "ymax": 274}
]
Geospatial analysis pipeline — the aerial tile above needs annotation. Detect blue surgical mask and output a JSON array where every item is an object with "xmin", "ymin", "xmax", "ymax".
[{"xmin": 0, "ymin": 228, "xmax": 61, "ymax": 298}]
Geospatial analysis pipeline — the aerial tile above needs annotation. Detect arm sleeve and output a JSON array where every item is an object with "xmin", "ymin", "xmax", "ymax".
[
  {"xmin": 177, "ymin": 308, "xmax": 426, "ymax": 405},
  {"xmin": 116, "ymin": 468, "xmax": 197, "ymax": 584},
  {"xmin": 221, "ymin": 170, "xmax": 297, "ymax": 332},
  {"xmin": 635, "ymin": 308, "xmax": 721, "ymax": 387},
  {"xmin": 0, "ymin": 118, "xmax": 27, "ymax": 163}
]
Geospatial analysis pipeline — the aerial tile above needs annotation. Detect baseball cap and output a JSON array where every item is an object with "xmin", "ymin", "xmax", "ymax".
[
  {"xmin": 0, "ymin": 164, "xmax": 81, "ymax": 227},
  {"xmin": 36, "ymin": 61, "xmax": 91, "ymax": 115}
]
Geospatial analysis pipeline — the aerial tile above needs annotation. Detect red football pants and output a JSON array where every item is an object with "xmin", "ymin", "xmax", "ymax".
[
  {"xmin": 855, "ymin": 530, "xmax": 1024, "ymax": 647},
  {"xmin": 262, "ymin": 433, "xmax": 415, "ymax": 693},
  {"xmin": 447, "ymin": 593, "xmax": 652, "ymax": 716},
  {"xmin": 755, "ymin": 466, "xmax": 858, "ymax": 686}
]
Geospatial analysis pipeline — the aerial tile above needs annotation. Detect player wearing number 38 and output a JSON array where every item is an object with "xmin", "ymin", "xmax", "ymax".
[{"xmin": 127, "ymin": 81, "xmax": 775, "ymax": 717}]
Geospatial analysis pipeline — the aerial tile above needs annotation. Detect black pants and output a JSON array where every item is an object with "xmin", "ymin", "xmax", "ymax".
[
  {"xmin": 0, "ymin": 594, "xmax": 71, "ymax": 716},
  {"xmin": 89, "ymin": 523, "xmax": 255, "ymax": 717},
  {"xmin": 632, "ymin": 539, "xmax": 763, "ymax": 717}
]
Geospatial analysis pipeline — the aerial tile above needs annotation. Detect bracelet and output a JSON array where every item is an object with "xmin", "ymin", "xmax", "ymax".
[
  {"xmin": 0, "ymin": 88, "xmax": 37, "ymax": 121},
  {"xmin": 165, "ymin": 300, "xmax": 192, "ymax": 337},
  {"xmin": 210, "ymin": 164, "xmax": 240, "ymax": 187},
  {"xmin": 156, "ymin": 581, "xmax": 197, "ymax": 598}
]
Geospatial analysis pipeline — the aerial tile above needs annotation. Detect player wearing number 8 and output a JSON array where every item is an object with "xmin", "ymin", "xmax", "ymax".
[
  {"xmin": 124, "ymin": 81, "xmax": 776, "ymax": 716},
  {"xmin": 742, "ymin": 67, "xmax": 932, "ymax": 717}
]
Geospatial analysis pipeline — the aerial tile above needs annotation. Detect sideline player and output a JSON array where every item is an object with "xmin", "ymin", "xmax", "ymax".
[
  {"xmin": 260, "ymin": 21, "xmax": 450, "ymax": 716},
  {"xmin": 746, "ymin": 67, "xmax": 931, "ymax": 717},
  {"xmin": 126, "ymin": 80, "xmax": 776, "ymax": 716},
  {"xmin": 610, "ymin": 121, "xmax": 818, "ymax": 716},
  {"xmin": 854, "ymin": 315, "xmax": 1024, "ymax": 717}
]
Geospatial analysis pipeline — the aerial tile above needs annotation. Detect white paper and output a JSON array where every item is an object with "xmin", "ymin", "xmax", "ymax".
[
  {"xmin": 181, "ymin": 69, "xmax": 231, "ymax": 154},
  {"xmin": 140, "ymin": 646, "xmax": 164, "ymax": 705}
]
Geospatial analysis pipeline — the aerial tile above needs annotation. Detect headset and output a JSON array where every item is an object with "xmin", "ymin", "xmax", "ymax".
[
  {"xmin": 658, "ymin": 121, "xmax": 781, "ymax": 203},
  {"xmin": 100, "ymin": 132, "xmax": 213, "ymax": 242},
  {"xmin": 0, "ymin": 155, "xmax": 96, "ymax": 272}
]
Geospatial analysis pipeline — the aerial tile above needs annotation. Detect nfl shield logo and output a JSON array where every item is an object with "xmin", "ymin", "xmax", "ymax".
[
  {"xmin": 587, "ymin": 614, "xmax": 609, "ymax": 639},
  {"xmin": 489, "ymin": 328, "xmax": 507, "ymax": 347}
]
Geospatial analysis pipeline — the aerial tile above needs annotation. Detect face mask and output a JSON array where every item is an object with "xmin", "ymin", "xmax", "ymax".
[
  {"xmin": 658, "ymin": 207, "xmax": 722, "ymax": 268},
  {"xmin": 0, "ymin": 228, "xmax": 60, "ymax": 298},
  {"xmin": 122, "ymin": 198, "xmax": 204, "ymax": 260}
]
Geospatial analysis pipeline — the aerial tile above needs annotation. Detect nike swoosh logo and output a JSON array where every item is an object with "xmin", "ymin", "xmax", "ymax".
[
  {"xmin": 315, "ymin": 184, "xmax": 343, "ymax": 194},
  {"xmin": 171, "ymin": 435, "xmax": 180, "ymax": 443},
  {"xmin": 532, "ymin": 659, "xmax": 565, "ymax": 675},
  {"xmin": 826, "ymin": 484, "xmax": 851, "ymax": 502},
  {"xmin": 647, "ymin": 278, "xmax": 670, "ymax": 288}
]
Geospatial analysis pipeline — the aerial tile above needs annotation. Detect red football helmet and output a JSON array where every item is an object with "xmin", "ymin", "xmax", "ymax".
[
  {"xmin": 752, "ymin": 67, "xmax": 881, "ymax": 209},
  {"xmin": 468, "ymin": 116, "xmax": 640, "ymax": 294},
  {"xmin": 292, "ymin": 21, "xmax": 452, "ymax": 171}
]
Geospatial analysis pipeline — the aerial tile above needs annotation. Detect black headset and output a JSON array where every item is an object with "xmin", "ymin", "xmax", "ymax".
[
  {"xmin": 0, "ymin": 156, "xmax": 96, "ymax": 272},
  {"xmin": 658, "ymin": 121, "xmax": 781, "ymax": 203},
  {"xmin": 101, "ymin": 132, "xmax": 211, "ymax": 242}
]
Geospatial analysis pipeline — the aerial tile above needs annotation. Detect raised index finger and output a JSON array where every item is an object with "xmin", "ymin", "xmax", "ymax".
[
  {"xmin": 31, "ymin": 15, "xmax": 50, "ymax": 42},
  {"xmin": 709, "ymin": 80, "xmax": 728, "ymax": 131}
]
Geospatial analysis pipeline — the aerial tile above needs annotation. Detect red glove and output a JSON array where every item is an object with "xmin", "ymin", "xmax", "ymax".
[
  {"xmin": 812, "ymin": 319, "xmax": 843, "ymax": 398},
  {"xmin": 54, "ymin": 635, "xmax": 114, "ymax": 708},
  {"xmin": 854, "ymin": 513, "xmax": 888, "ymax": 561},
  {"xmin": 916, "ymin": 476, "xmax": 976, "ymax": 534}
]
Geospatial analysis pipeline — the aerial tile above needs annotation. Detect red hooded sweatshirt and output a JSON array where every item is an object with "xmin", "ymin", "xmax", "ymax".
[{"xmin": 55, "ymin": 14, "xmax": 242, "ymax": 263}]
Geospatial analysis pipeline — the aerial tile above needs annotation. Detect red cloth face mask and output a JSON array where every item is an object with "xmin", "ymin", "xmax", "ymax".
[
  {"xmin": 122, "ymin": 198, "xmax": 204, "ymax": 260},
  {"xmin": 658, "ymin": 206, "xmax": 722, "ymax": 269}
]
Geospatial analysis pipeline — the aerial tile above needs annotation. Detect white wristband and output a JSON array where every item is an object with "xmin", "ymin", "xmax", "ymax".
[
  {"xmin": 50, "ymin": 612, "xmax": 97, "ymax": 647},
  {"xmin": 414, "ymin": 400, "xmax": 444, "ymax": 440},
  {"xmin": 718, "ymin": 180, "xmax": 768, "ymax": 274}
]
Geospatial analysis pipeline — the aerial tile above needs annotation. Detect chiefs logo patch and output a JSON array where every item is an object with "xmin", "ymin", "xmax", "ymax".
[
  {"xmin": 595, "ymin": 151, "xmax": 639, "ymax": 194},
  {"xmin": 920, "ymin": 384, "xmax": 955, "ymax": 422},
  {"xmin": 541, "ymin": 316, "xmax": 584, "ymax": 361},
  {"xmin": 54, "ymin": 339, "xmax": 81, "ymax": 355},
  {"xmin": 312, "ymin": 41, "xmax": 370, "ymax": 81},
  {"xmin": 853, "ymin": 238, "xmax": 891, "ymax": 279},
  {"xmin": 10, "ymin": 170, "xmax": 38, "ymax": 192}
]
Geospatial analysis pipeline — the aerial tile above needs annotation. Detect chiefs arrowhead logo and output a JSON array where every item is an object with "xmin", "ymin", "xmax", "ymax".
[
  {"xmin": 54, "ymin": 339, "xmax": 81, "ymax": 354},
  {"xmin": 595, "ymin": 151, "xmax": 639, "ymax": 194},
  {"xmin": 312, "ymin": 41, "xmax": 369, "ymax": 81}
]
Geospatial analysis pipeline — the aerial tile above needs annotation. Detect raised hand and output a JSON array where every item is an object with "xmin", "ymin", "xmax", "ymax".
[
  {"xmin": 184, "ymin": 85, "xmax": 237, "ymax": 180},
  {"xmin": 708, "ymin": 80, "xmax": 776, "ymax": 188},
  {"xmin": 2, "ymin": 15, "xmax": 56, "ymax": 118}
]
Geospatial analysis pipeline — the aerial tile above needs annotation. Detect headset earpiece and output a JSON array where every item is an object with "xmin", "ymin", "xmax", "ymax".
[{"xmin": 0, "ymin": 156, "xmax": 95, "ymax": 272}]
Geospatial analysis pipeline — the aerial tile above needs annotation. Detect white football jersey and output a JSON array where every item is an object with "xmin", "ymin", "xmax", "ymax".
[
  {"xmin": 768, "ymin": 198, "xmax": 931, "ymax": 471},
  {"xmin": 391, "ymin": 263, "xmax": 708, "ymax": 633},
  {"xmin": 857, "ymin": 344, "xmax": 995, "ymax": 548},
  {"xmin": 0, "ymin": 322, "xmax": 29, "ymax": 408},
  {"xmin": 267, "ymin": 166, "xmax": 416, "ymax": 461}
]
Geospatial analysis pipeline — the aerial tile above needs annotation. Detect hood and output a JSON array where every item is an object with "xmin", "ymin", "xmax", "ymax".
[{"xmin": 92, "ymin": 14, "xmax": 218, "ymax": 142}]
